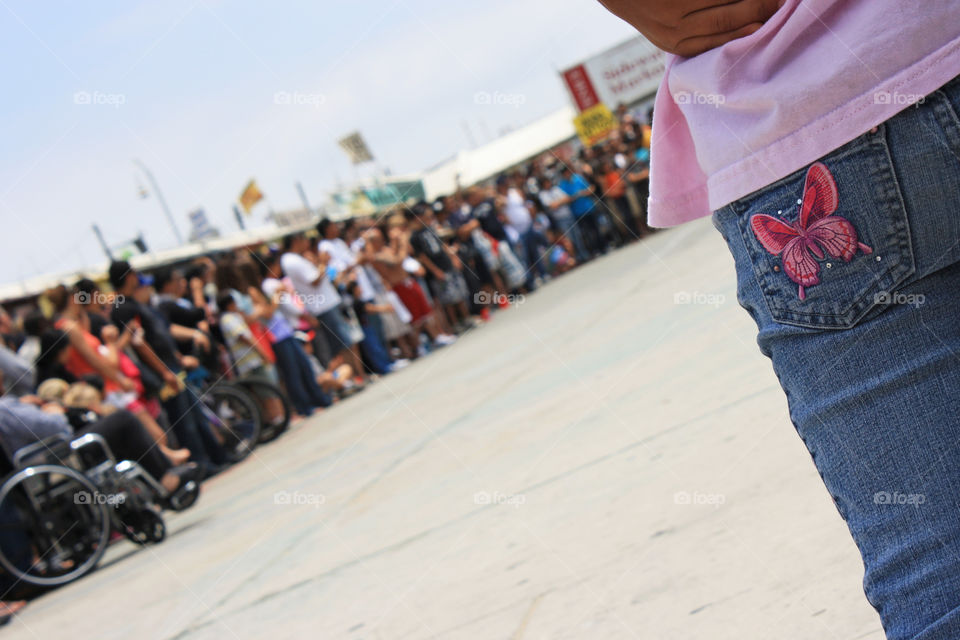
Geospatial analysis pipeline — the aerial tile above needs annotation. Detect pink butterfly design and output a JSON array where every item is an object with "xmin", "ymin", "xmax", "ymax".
[{"xmin": 750, "ymin": 162, "xmax": 873, "ymax": 300}]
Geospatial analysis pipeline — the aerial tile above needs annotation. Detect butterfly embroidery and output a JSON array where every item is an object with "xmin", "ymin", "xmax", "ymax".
[{"xmin": 750, "ymin": 162, "xmax": 872, "ymax": 300}]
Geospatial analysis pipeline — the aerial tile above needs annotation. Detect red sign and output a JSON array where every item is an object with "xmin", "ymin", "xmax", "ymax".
[{"xmin": 562, "ymin": 65, "xmax": 600, "ymax": 112}]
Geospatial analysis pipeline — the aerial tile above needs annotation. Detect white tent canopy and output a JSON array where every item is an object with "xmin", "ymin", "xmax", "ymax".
[{"xmin": 0, "ymin": 220, "xmax": 317, "ymax": 303}]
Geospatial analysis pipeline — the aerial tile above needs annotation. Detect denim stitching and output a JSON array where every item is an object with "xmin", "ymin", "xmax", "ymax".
[{"xmin": 730, "ymin": 129, "xmax": 915, "ymax": 329}]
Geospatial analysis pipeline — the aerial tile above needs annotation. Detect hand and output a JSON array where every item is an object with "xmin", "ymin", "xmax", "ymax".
[
  {"xmin": 118, "ymin": 376, "xmax": 136, "ymax": 393},
  {"xmin": 41, "ymin": 403, "xmax": 66, "ymax": 415},
  {"xmin": 190, "ymin": 277, "xmax": 204, "ymax": 292},
  {"xmin": 101, "ymin": 325, "xmax": 119, "ymax": 344},
  {"xmin": 192, "ymin": 330, "xmax": 210, "ymax": 352},
  {"xmin": 182, "ymin": 355, "xmax": 200, "ymax": 370},
  {"xmin": 18, "ymin": 395, "xmax": 43, "ymax": 406},
  {"xmin": 597, "ymin": 0, "xmax": 781, "ymax": 57},
  {"xmin": 162, "ymin": 370, "xmax": 179, "ymax": 387}
]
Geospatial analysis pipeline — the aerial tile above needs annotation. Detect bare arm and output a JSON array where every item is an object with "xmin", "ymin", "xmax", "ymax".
[
  {"xmin": 374, "ymin": 248, "xmax": 403, "ymax": 268},
  {"xmin": 169, "ymin": 324, "xmax": 211, "ymax": 352},
  {"xmin": 597, "ymin": 0, "xmax": 780, "ymax": 57},
  {"xmin": 61, "ymin": 320, "xmax": 129, "ymax": 388},
  {"xmin": 248, "ymin": 286, "xmax": 277, "ymax": 317},
  {"xmin": 189, "ymin": 278, "xmax": 209, "ymax": 314},
  {"xmin": 130, "ymin": 338, "xmax": 178, "ymax": 386}
]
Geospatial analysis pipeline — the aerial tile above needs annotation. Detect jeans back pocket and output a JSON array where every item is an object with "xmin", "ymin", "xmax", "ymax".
[{"xmin": 725, "ymin": 125, "xmax": 916, "ymax": 330}]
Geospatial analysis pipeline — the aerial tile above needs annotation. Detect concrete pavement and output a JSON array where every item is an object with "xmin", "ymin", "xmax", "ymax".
[{"xmin": 6, "ymin": 217, "xmax": 884, "ymax": 640}]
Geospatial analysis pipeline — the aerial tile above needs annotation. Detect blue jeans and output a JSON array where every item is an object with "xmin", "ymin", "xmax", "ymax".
[
  {"xmin": 713, "ymin": 75, "xmax": 960, "ymax": 640},
  {"xmin": 511, "ymin": 229, "xmax": 548, "ymax": 289},
  {"xmin": 358, "ymin": 323, "xmax": 392, "ymax": 375},
  {"xmin": 272, "ymin": 337, "xmax": 331, "ymax": 415},
  {"xmin": 553, "ymin": 211, "xmax": 589, "ymax": 263}
]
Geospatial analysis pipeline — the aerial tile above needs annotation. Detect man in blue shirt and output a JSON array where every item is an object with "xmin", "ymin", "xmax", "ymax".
[{"xmin": 558, "ymin": 166, "xmax": 606, "ymax": 257}]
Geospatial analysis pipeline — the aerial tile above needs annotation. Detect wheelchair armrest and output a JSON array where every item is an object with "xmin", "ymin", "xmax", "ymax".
[
  {"xmin": 12, "ymin": 434, "xmax": 74, "ymax": 469},
  {"xmin": 70, "ymin": 433, "xmax": 117, "ymax": 465}
]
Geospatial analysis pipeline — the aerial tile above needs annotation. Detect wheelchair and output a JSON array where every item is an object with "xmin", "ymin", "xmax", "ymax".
[
  {"xmin": 227, "ymin": 377, "xmax": 291, "ymax": 444},
  {"xmin": 0, "ymin": 431, "xmax": 199, "ymax": 589},
  {"xmin": 186, "ymin": 378, "xmax": 263, "ymax": 463}
]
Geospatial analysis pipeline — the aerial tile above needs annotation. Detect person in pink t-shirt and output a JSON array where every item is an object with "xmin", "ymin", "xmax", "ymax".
[{"xmin": 600, "ymin": 2, "xmax": 960, "ymax": 638}]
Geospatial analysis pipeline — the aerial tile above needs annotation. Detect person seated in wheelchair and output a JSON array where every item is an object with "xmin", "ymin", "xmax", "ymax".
[
  {"xmin": 0, "ymin": 368, "xmax": 200, "ymax": 600},
  {"xmin": 0, "ymin": 369, "xmax": 200, "ymax": 505},
  {"xmin": 34, "ymin": 329, "xmax": 192, "ymax": 468}
]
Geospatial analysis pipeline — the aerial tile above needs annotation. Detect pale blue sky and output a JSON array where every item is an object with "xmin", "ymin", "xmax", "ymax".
[{"xmin": 0, "ymin": 0, "xmax": 634, "ymax": 286}]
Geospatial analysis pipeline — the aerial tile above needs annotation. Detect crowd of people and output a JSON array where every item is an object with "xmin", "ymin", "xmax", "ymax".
[{"xmin": 0, "ymin": 105, "xmax": 653, "ymax": 615}]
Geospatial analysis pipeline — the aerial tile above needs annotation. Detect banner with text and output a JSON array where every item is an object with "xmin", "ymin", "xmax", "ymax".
[
  {"xmin": 573, "ymin": 104, "xmax": 619, "ymax": 147},
  {"xmin": 561, "ymin": 36, "xmax": 665, "ymax": 113}
]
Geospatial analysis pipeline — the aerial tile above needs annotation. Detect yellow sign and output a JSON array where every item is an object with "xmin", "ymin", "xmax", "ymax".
[
  {"xmin": 573, "ymin": 103, "xmax": 619, "ymax": 147},
  {"xmin": 239, "ymin": 179, "xmax": 263, "ymax": 213}
]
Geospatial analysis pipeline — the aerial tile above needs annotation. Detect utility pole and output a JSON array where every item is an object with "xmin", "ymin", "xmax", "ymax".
[
  {"xmin": 92, "ymin": 224, "xmax": 113, "ymax": 260},
  {"xmin": 296, "ymin": 181, "xmax": 314, "ymax": 217},
  {"xmin": 133, "ymin": 158, "xmax": 183, "ymax": 245},
  {"xmin": 233, "ymin": 204, "xmax": 246, "ymax": 230}
]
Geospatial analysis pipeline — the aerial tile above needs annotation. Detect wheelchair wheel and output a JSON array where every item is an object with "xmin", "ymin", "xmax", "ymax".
[
  {"xmin": 201, "ymin": 384, "xmax": 261, "ymax": 463},
  {"xmin": 231, "ymin": 378, "xmax": 292, "ymax": 444},
  {"xmin": 117, "ymin": 506, "xmax": 165, "ymax": 545},
  {"xmin": 0, "ymin": 465, "xmax": 110, "ymax": 588},
  {"xmin": 165, "ymin": 467, "xmax": 201, "ymax": 512}
]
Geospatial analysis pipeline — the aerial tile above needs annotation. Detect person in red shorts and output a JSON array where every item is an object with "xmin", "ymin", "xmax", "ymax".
[{"xmin": 364, "ymin": 224, "xmax": 456, "ymax": 348}]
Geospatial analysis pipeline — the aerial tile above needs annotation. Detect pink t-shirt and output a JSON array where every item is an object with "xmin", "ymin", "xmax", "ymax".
[{"xmin": 648, "ymin": 0, "xmax": 960, "ymax": 227}]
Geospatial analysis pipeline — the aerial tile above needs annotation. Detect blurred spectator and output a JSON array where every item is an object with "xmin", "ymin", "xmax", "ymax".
[
  {"xmin": 281, "ymin": 233, "xmax": 366, "ymax": 383},
  {"xmin": 407, "ymin": 205, "xmax": 473, "ymax": 333},
  {"xmin": 109, "ymin": 260, "xmax": 226, "ymax": 476}
]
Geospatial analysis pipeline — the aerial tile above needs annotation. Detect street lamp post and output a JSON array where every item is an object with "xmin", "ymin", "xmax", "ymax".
[{"xmin": 133, "ymin": 159, "xmax": 183, "ymax": 245}]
